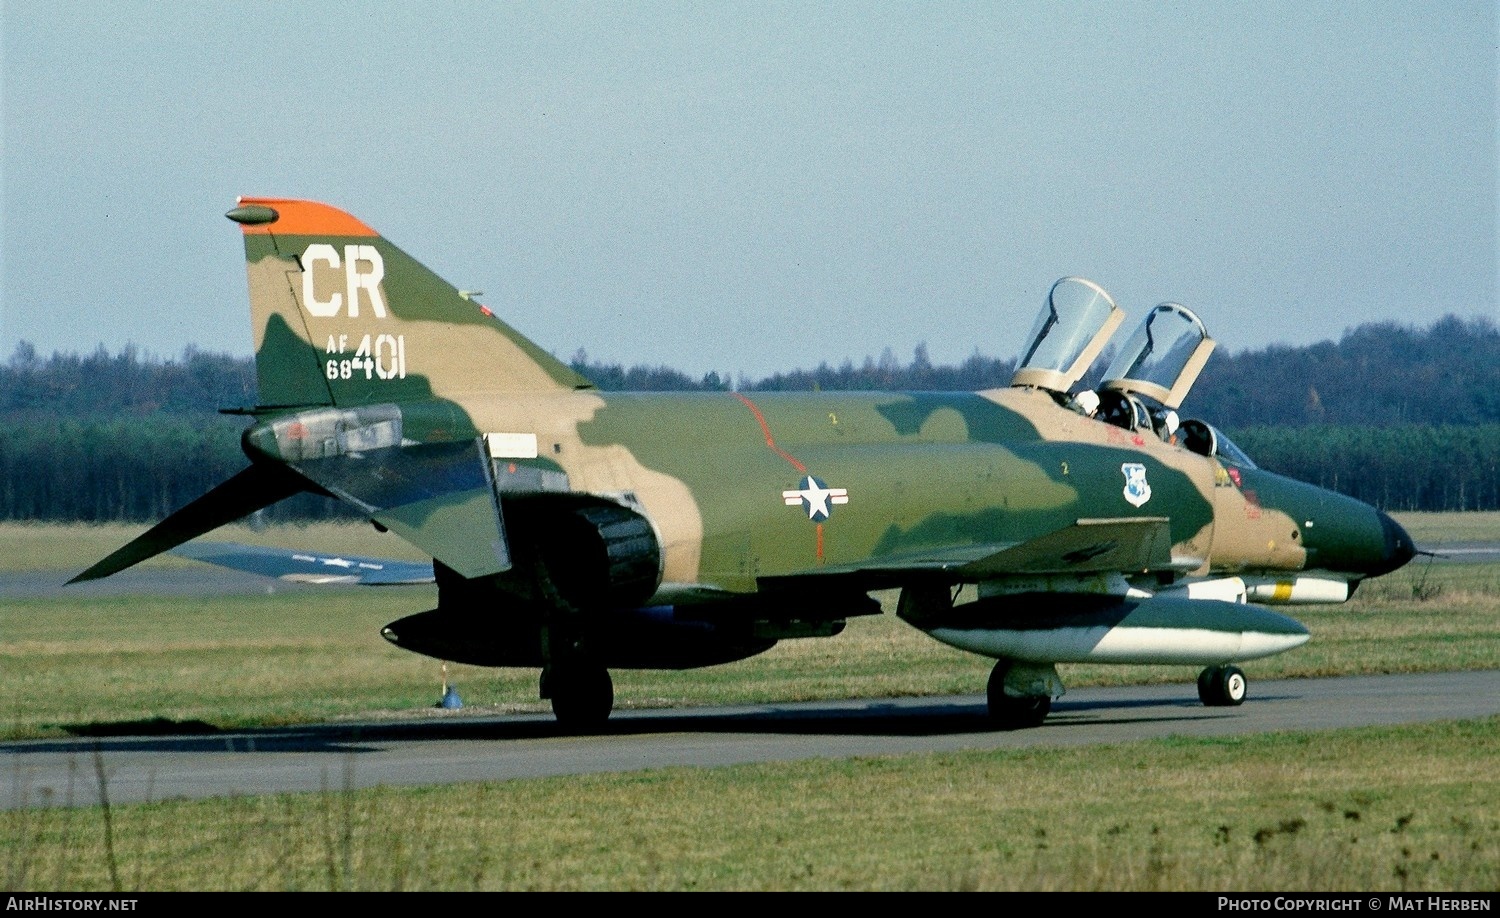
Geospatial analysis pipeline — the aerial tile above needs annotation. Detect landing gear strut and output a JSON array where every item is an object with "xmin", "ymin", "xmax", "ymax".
[
  {"xmin": 536, "ymin": 578, "xmax": 615, "ymax": 729},
  {"xmin": 986, "ymin": 660, "xmax": 1052, "ymax": 729},
  {"xmin": 1197, "ymin": 664, "xmax": 1247, "ymax": 707}
]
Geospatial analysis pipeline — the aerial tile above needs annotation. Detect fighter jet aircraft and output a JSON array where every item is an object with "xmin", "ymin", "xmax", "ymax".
[{"xmin": 74, "ymin": 198, "xmax": 1417, "ymax": 728}]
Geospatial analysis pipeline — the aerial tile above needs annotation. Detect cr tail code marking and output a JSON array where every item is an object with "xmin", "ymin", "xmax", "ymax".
[{"xmin": 303, "ymin": 244, "xmax": 386, "ymax": 317}]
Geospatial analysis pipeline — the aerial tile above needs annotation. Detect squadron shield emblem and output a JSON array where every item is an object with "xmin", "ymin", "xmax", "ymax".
[{"xmin": 1121, "ymin": 462, "xmax": 1152, "ymax": 508}]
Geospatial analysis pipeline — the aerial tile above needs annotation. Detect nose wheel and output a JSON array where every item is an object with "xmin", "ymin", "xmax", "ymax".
[{"xmin": 1198, "ymin": 664, "xmax": 1247, "ymax": 706}]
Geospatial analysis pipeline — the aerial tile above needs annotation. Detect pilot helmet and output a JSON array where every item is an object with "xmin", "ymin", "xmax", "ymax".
[
  {"xmin": 1072, "ymin": 390, "xmax": 1100, "ymax": 417},
  {"xmin": 1152, "ymin": 408, "xmax": 1176, "ymax": 441},
  {"xmin": 1159, "ymin": 409, "xmax": 1180, "ymax": 438}
]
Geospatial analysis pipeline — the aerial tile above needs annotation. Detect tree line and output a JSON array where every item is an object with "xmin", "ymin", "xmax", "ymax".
[
  {"xmin": 1, "ymin": 313, "xmax": 1495, "ymax": 521},
  {"xmin": 1233, "ymin": 424, "xmax": 1498, "ymax": 513}
]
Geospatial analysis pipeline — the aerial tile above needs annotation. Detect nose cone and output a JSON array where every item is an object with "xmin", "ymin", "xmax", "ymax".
[
  {"xmin": 1304, "ymin": 502, "xmax": 1417, "ymax": 578},
  {"xmin": 1371, "ymin": 510, "xmax": 1417, "ymax": 577},
  {"xmin": 1256, "ymin": 468, "xmax": 1418, "ymax": 578}
]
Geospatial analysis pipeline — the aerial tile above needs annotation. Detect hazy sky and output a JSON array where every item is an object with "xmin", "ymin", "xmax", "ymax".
[{"xmin": 3, "ymin": 1, "xmax": 1495, "ymax": 381}]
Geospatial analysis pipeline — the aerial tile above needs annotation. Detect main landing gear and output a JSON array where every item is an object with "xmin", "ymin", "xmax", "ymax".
[
  {"xmin": 983, "ymin": 659, "xmax": 1251, "ymax": 727},
  {"xmin": 542, "ymin": 660, "xmax": 614, "ymax": 729},
  {"xmin": 1197, "ymin": 664, "xmax": 1247, "ymax": 707},
  {"xmin": 986, "ymin": 660, "xmax": 1053, "ymax": 730}
]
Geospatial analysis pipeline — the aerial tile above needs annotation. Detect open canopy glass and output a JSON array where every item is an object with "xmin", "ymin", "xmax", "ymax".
[
  {"xmin": 1101, "ymin": 302, "xmax": 1216, "ymax": 408},
  {"xmin": 1009, "ymin": 277, "xmax": 1125, "ymax": 393}
]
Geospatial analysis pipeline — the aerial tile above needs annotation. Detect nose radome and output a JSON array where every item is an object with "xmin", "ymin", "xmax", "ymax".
[{"xmin": 1372, "ymin": 511, "xmax": 1417, "ymax": 577}]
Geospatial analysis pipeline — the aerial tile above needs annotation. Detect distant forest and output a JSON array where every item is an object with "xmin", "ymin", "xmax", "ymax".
[{"xmin": 1, "ymin": 314, "xmax": 1495, "ymax": 520}]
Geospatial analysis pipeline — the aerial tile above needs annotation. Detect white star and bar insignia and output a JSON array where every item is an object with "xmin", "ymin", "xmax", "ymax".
[{"xmin": 782, "ymin": 475, "xmax": 849, "ymax": 522}]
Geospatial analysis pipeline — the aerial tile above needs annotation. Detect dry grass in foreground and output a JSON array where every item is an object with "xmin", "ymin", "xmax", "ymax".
[{"xmin": 4, "ymin": 718, "xmax": 1495, "ymax": 891}]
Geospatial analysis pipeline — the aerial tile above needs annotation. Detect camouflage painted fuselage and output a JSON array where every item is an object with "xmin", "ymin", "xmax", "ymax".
[
  {"xmin": 220, "ymin": 198, "xmax": 1399, "ymax": 599},
  {"xmin": 238, "ymin": 383, "xmax": 1400, "ymax": 600},
  {"xmin": 75, "ymin": 198, "xmax": 1416, "ymax": 724}
]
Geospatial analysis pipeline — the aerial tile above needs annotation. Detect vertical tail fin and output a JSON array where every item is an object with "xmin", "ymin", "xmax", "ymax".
[{"xmin": 227, "ymin": 197, "xmax": 593, "ymax": 408}]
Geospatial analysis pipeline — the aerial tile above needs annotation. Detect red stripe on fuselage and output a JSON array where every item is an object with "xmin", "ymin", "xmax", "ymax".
[{"xmin": 733, "ymin": 393, "xmax": 808, "ymax": 474}]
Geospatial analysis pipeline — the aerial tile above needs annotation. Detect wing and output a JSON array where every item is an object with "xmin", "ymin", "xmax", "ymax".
[
  {"xmin": 762, "ymin": 517, "xmax": 1180, "ymax": 590},
  {"xmin": 956, "ymin": 516, "xmax": 1177, "ymax": 576},
  {"xmin": 72, "ymin": 437, "xmax": 511, "ymax": 585},
  {"xmin": 170, "ymin": 541, "xmax": 434, "ymax": 585},
  {"xmin": 69, "ymin": 463, "xmax": 308, "ymax": 583}
]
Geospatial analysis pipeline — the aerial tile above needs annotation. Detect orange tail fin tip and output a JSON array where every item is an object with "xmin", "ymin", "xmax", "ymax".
[{"xmin": 229, "ymin": 196, "xmax": 378, "ymax": 237}]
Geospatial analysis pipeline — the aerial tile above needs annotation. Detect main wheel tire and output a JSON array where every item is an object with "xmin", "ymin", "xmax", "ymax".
[
  {"xmin": 1198, "ymin": 664, "xmax": 1248, "ymax": 707},
  {"xmin": 986, "ymin": 661, "xmax": 1051, "ymax": 729},
  {"xmin": 1197, "ymin": 666, "xmax": 1217, "ymax": 705},
  {"xmin": 1216, "ymin": 665, "xmax": 1247, "ymax": 706},
  {"xmin": 548, "ymin": 663, "xmax": 614, "ymax": 729}
]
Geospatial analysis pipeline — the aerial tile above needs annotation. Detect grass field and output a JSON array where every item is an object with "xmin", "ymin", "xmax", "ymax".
[
  {"xmin": 4, "ymin": 719, "xmax": 1496, "ymax": 891},
  {"xmin": 2, "ymin": 514, "xmax": 1497, "ymax": 891},
  {"xmin": 1388, "ymin": 511, "xmax": 1500, "ymax": 545}
]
